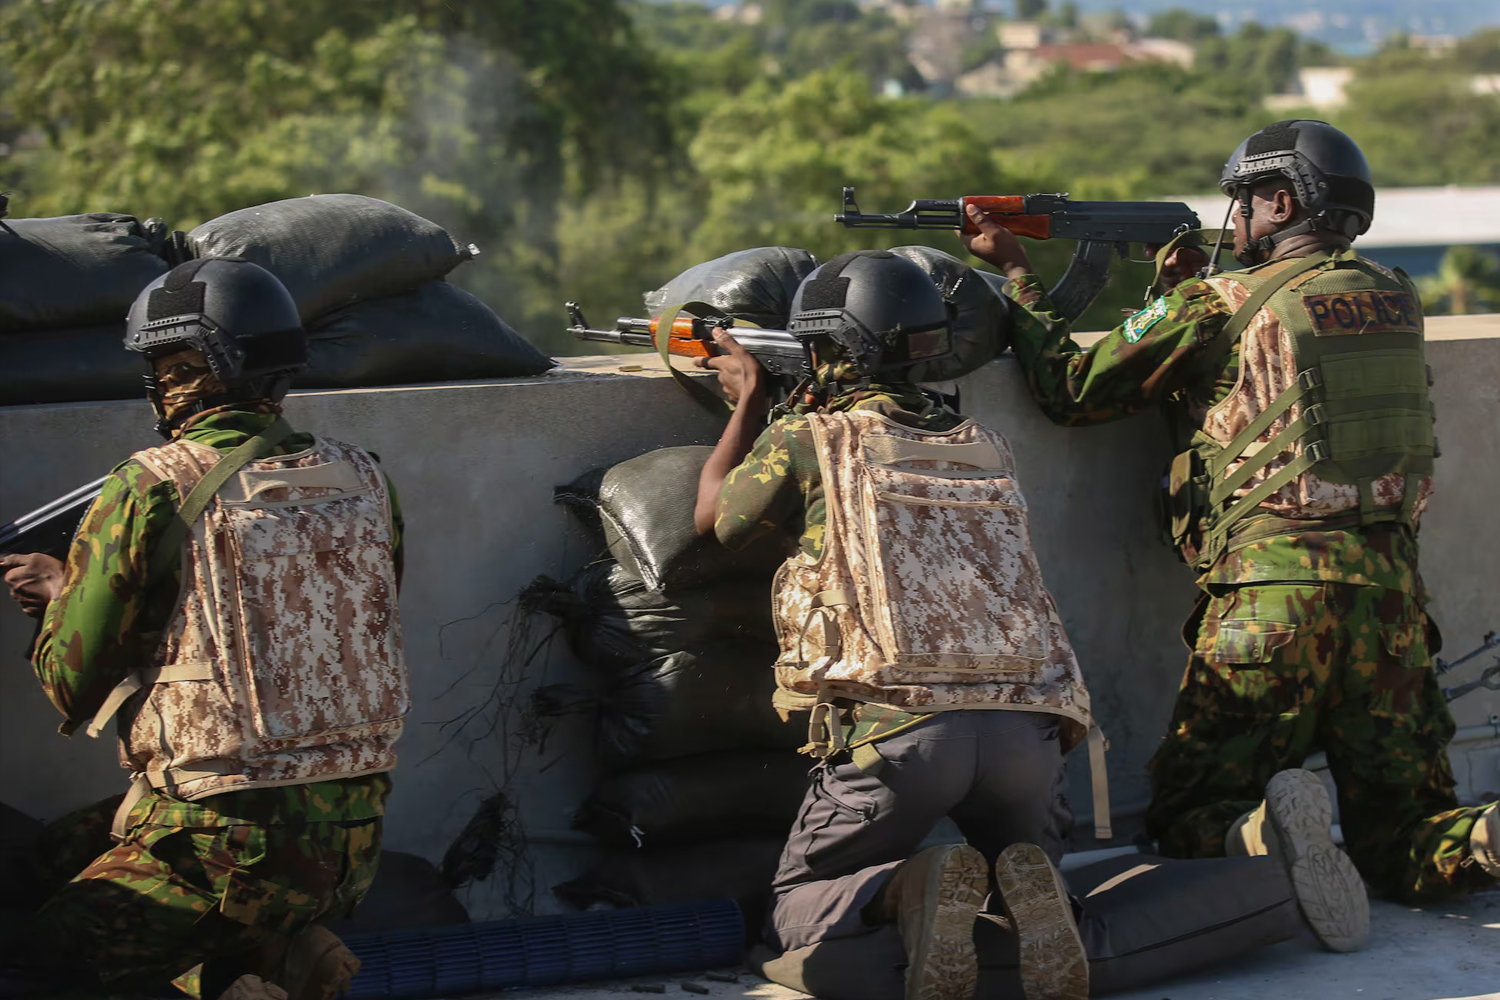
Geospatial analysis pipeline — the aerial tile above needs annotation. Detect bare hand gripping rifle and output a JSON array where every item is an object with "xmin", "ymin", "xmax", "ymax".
[
  {"xmin": 565, "ymin": 302, "xmax": 810, "ymax": 380},
  {"xmin": 835, "ymin": 187, "xmax": 1203, "ymax": 321}
]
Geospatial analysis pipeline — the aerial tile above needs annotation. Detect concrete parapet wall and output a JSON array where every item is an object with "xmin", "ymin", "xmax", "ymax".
[{"xmin": 2, "ymin": 315, "xmax": 1497, "ymax": 920}]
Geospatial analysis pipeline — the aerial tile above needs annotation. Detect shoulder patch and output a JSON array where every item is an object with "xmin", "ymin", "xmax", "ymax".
[
  {"xmin": 1123, "ymin": 297, "xmax": 1169, "ymax": 343},
  {"xmin": 1303, "ymin": 290, "xmax": 1421, "ymax": 336}
]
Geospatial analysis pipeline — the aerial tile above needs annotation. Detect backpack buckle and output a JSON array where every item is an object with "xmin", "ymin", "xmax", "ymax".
[
  {"xmin": 1305, "ymin": 440, "xmax": 1330, "ymax": 463},
  {"xmin": 1303, "ymin": 403, "xmax": 1326, "ymax": 426},
  {"xmin": 1298, "ymin": 367, "xmax": 1323, "ymax": 390}
]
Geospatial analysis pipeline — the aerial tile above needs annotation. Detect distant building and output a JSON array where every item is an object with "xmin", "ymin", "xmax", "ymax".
[
  {"xmin": 954, "ymin": 22, "xmax": 1194, "ymax": 98},
  {"xmin": 713, "ymin": 2, "xmax": 763, "ymax": 24},
  {"xmin": 1265, "ymin": 66, "xmax": 1356, "ymax": 111}
]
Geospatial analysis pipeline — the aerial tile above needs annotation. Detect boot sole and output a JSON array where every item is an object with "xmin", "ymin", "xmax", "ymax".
[
  {"xmin": 994, "ymin": 843, "xmax": 1088, "ymax": 1000},
  {"xmin": 1264, "ymin": 769, "xmax": 1370, "ymax": 953},
  {"xmin": 905, "ymin": 844, "xmax": 989, "ymax": 1000}
]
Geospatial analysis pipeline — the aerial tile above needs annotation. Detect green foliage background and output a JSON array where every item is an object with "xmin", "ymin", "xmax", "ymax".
[{"xmin": 2, "ymin": 1, "xmax": 1497, "ymax": 355}]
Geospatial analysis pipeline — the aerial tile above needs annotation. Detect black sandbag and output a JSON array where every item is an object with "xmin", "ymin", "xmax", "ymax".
[
  {"xmin": 0, "ymin": 324, "xmax": 143, "ymax": 406},
  {"xmin": 324, "ymin": 851, "xmax": 470, "ymax": 935},
  {"xmin": 188, "ymin": 194, "xmax": 472, "ymax": 322},
  {"xmin": 0, "ymin": 801, "xmax": 45, "ymax": 908},
  {"xmin": 574, "ymin": 751, "xmax": 811, "ymax": 848},
  {"xmin": 521, "ymin": 560, "xmax": 773, "ymax": 671},
  {"xmin": 533, "ymin": 641, "xmax": 802, "ymax": 767},
  {"xmin": 643, "ymin": 247, "xmax": 818, "ymax": 328},
  {"xmin": 0, "ymin": 215, "xmax": 169, "ymax": 333},
  {"xmin": 887, "ymin": 245, "xmax": 1011, "ymax": 382},
  {"xmin": 561, "ymin": 447, "xmax": 786, "ymax": 592},
  {"xmin": 553, "ymin": 835, "xmax": 786, "ymax": 936},
  {"xmin": 302, "ymin": 280, "xmax": 554, "ymax": 388},
  {"xmin": 749, "ymin": 853, "xmax": 1301, "ymax": 999}
]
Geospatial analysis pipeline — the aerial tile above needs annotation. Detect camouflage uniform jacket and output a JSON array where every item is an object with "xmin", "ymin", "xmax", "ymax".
[
  {"xmin": 33, "ymin": 404, "xmax": 403, "ymax": 827},
  {"xmin": 1002, "ymin": 255, "xmax": 1421, "ymax": 594}
]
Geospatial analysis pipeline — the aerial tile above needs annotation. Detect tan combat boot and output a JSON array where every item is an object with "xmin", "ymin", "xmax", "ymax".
[
  {"xmin": 1226, "ymin": 768, "xmax": 1369, "ymax": 953},
  {"xmin": 217, "ymin": 975, "xmax": 289, "ymax": 1000},
  {"xmin": 879, "ymin": 843, "xmax": 990, "ymax": 1000},
  {"xmin": 1470, "ymin": 802, "xmax": 1500, "ymax": 877},
  {"xmin": 276, "ymin": 924, "xmax": 362, "ymax": 1000},
  {"xmin": 993, "ymin": 843, "xmax": 1087, "ymax": 1000}
]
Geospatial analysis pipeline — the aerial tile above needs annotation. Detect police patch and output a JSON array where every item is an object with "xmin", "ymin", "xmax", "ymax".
[
  {"xmin": 1123, "ymin": 297, "xmax": 1169, "ymax": 343},
  {"xmin": 1303, "ymin": 290, "xmax": 1421, "ymax": 336}
]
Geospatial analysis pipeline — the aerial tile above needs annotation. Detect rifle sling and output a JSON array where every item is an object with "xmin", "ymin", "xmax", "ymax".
[
  {"xmin": 146, "ymin": 417, "xmax": 296, "ymax": 584},
  {"xmin": 656, "ymin": 300, "xmax": 765, "ymax": 418}
]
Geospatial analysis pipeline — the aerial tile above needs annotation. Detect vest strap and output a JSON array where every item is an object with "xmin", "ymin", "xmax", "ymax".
[
  {"xmin": 146, "ymin": 418, "xmax": 296, "ymax": 585},
  {"xmin": 1190, "ymin": 252, "xmax": 1333, "ymax": 386},
  {"xmin": 1088, "ymin": 724, "xmax": 1112, "ymax": 841},
  {"xmin": 1210, "ymin": 415, "xmax": 1310, "ymax": 505},
  {"xmin": 84, "ymin": 662, "xmax": 218, "ymax": 738}
]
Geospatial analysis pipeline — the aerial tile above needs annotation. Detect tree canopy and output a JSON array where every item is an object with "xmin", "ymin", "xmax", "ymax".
[{"xmin": 2, "ymin": 0, "xmax": 1495, "ymax": 352}]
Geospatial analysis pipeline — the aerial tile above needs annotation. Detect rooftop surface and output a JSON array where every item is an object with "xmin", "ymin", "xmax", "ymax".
[{"xmin": 511, "ymin": 894, "xmax": 1500, "ymax": 1000}]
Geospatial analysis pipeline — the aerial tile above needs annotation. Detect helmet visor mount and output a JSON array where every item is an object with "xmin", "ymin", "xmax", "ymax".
[{"xmin": 790, "ymin": 308, "xmax": 952, "ymax": 382}]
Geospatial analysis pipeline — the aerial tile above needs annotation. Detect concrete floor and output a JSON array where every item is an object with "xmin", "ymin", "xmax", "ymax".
[{"xmin": 510, "ymin": 894, "xmax": 1500, "ymax": 1000}]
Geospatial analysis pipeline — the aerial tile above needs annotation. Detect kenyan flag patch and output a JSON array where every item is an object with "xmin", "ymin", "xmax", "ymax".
[{"xmin": 1123, "ymin": 297, "xmax": 1168, "ymax": 343}]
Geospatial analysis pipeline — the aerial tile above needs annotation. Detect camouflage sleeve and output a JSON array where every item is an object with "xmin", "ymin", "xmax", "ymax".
[
  {"xmin": 714, "ymin": 415, "xmax": 814, "ymax": 553},
  {"xmin": 1003, "ymin": 273, "xmax": 1235, "ymax": 427},
  {"xmin": 32, "ymin": 463, "xmax": 178, "ymax": 727}
]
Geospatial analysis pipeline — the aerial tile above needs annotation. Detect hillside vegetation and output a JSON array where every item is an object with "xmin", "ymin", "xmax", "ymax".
[{"xmin": 2, "ymin": 1, "xmax": 1496, "ymax": 350}]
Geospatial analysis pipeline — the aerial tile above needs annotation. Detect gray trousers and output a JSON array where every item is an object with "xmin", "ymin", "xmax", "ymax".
[{"xmin": 768, "ymin": 709, "xmax": 1072, "ymax": 953}]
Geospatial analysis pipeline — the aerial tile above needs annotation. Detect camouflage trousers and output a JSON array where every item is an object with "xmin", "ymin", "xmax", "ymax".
[
  {"xmin": 1145, "ymin": 581, "xmax": 1496, "ymax": 903},
  {"xmin": 21, "ymin": 793, "xmax": 381, "ymax": 998}
]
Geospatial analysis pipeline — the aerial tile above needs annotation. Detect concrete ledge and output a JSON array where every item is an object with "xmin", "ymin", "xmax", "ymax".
[{"xmin": 2, "ymin": 320, "xmax": 1496, "ymax": 925}]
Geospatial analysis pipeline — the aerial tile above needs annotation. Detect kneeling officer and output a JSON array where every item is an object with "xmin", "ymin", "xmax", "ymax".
[
  {"xmin": 2, "ymin": 259, "xmax": 410, "ymax": 1000},
  {"xmin": 695, "ymin": 250, "xmax": 1097, "ymax": 1000}
]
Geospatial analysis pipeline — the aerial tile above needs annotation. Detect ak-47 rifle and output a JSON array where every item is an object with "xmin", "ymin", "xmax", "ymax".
[
  {"xmin": 564, "ymin": 302, "xmax": 811, "ymax": 380},
  {"xmin": 835, "ymin": 187, "xmax": 1203, "ymax": 321},
  {"xmin": 0, "ymin": 477, "xmax": 108, "ymax": 560}
]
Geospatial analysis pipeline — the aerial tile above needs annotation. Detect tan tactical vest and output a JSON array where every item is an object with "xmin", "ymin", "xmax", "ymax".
[
  {"xmin": 1166, "ymin": 250, "xmax": 1435, "ymax": 570},
  {"xmin": 91, "ymin": 435, "xmax": 409, "ymax": 802},
  {"xmin": 771, "ymin": 410, "xmax": 1092, "ymax": 751}
]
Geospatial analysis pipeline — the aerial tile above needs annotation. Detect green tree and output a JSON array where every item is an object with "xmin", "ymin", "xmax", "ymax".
[
  {"xmin": 0, "ymin": 0, "xmax": 674, "ymax": 351},
  {"xmin": 1334, "ymin": 54, "xmax": 1500, "ymax": 186},
  {"xmin": 1417, "ymin": 246, "xmax": 1500, "ymax": 316},
  {"xmin": 1015, "ymin": 0, "xmax": 1047, "ymax": 20},
  {"xmin": 1146, "ymin": 8, "xmax": 1220, "ymax": 43},
  {"xmin": 685, "ymin": 66, "xmax": 1007, "ymax": 263}
]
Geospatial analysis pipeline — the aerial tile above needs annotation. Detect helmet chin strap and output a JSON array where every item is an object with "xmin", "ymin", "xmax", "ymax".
[{"xmin": 1232, "ymin": 186, "xmax": 1325, "ymax": 267}]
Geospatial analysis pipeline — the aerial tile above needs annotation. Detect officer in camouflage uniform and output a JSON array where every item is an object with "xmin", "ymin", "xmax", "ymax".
[
  {"xmin": 1, "ymin": 260, "xmax": 410, "ymax": 1000},
  {"xmin": 694, "ymin": 250, "xmax": 1093, "ymax": 1000},
  {"xmin": 960, "ymin": 120, "xmax": 1500, "ymax": 948}
]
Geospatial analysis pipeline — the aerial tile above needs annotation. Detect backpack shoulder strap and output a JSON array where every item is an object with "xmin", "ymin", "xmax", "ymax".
[{"xmin": 146, "ymin": 417, "xmax": 296, "ymax": 584}]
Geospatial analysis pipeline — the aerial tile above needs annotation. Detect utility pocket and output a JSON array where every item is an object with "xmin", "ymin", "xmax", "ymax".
[
  {"xmin": 1201, "ymin": 624, "xmax": 1298, "ymax": 664},
  {"xmin": 863, "ymin": 460, "xmax": 1047, "ymax": 668},
  {"xmin": 1165, "ymin": 449, "xmax": 1209, "ymax": 561}
]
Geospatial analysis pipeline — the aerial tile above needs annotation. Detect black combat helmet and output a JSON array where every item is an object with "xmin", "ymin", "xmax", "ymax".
[
  {"xmin": 1220, "ymin": 120, "xmax": 1375, "ymax": 251},
  {"xmin": 125, "ymin": 258, "xmax": 308, "ymax": 435},
  {"xmin": 788, "ymin": 250, "xmax": 953, "ymax": 381}
]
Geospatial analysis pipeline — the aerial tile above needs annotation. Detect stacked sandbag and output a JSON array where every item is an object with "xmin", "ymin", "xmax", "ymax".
[
  {"xmin": 886, "ymin": 245, "xmax": 1013, "ymax": 383},
  {"xmin": 532, "ymin": 446, "xmax": 806, "ymax": 931},
  {"xmin": 0, "ymin": 194, "xmax": 553, "ymax": 406},
  {"xmin": 0, "ymin": 213, "xmax": 173, "ymax": 404},
  {"xmin": 188, "ymin": 194, "xmax": 555, "ymax": 386}
]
